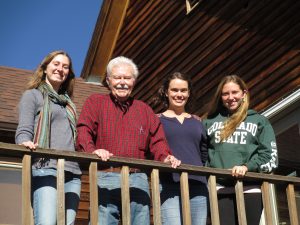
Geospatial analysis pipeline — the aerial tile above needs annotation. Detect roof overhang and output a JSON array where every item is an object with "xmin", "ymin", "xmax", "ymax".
[{"xmin": 81, "ymin": 0, "xmax": 130, "ymax": 82}]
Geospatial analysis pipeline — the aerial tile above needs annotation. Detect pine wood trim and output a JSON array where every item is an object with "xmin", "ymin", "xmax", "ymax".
[
  {"xmin": 81, "ymin": 0, "xmax": 130, "ymax": 81},
  {"xmin": 261, "ymin": 182, "xmax": 273, "ymax": 225},
  {"xmin": 121, "ymin": 166, "xmax": 130, "ymax": 225},
  {"xmin": 57, "ymin": 159, "xmax": 65, "ymax": 225},
  {"xmin": 235, "ymin": 180, "xmax": 247, "ymax": 225},
  {"xmin": 22, "ymin": 154, "xmax": 33, "ymax": 225},
  {"xmin": 208, "ymin": 175, "xmax": 220, "ymax": 225},
  {"xmin": 180, "ymin": 172, "xmax": 191, "ymax": 225},
  {"xmin": 151, "ymin": 169, "xmax": 162, "ymax": 225},
  {"xmin": 89, "ymin": 162, "xmax": 98, "ymax": 225},
  {"xmin": 286, "ymin": 184, "xmax": 299, "ymax": 225}
]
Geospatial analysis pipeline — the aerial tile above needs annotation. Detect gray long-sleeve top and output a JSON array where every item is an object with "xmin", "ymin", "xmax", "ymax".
[{"xmin": 15, "ymin": 89, "xmax": 81, "ymax": 175}]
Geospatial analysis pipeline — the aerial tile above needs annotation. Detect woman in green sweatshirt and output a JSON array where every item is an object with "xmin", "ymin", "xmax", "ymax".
[{"xmin": 203, "ymin": 75, "xmax": 278, "ymax": 225}]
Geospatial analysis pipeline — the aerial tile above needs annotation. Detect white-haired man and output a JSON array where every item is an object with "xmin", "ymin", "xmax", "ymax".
[{"xmin": 77, "ymin": 56, "xmax": 181, "ymax": 225}]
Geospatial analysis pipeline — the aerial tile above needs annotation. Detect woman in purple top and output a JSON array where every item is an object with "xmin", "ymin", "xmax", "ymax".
[{"xmin": 153, "ymin": 72, "xmax": 208, "ymax": 225}]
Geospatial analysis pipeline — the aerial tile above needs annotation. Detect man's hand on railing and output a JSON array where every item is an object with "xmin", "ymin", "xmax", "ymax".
[
  {"xmin": 163, "ymin": 155, "xmax": 181, "ymax": 168},
  {"xmin": 92, "ymin": 149, "xmax": 114, "ymax": 161},
  {"xmin": 231, "ymin": 165, "xmax": 248, "ymax": 178},
  {"xmin": 20, "ymin": 141, "xmax": 38, "ymax": 151}
]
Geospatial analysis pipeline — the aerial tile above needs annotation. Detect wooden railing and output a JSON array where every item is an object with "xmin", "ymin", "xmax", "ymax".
[{"xmin": 0, "ymin": 142, "xmax": 299, "ymax": 225}]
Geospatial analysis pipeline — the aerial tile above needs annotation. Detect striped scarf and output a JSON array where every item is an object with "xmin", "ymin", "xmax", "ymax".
[{"xmin": 33, "ymin": 83, "xmax": 77, "ymax": 149}]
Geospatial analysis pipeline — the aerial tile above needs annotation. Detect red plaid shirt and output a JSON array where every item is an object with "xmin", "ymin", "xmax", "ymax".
[{"xmin": 76, "ymin": 94, "xmax": 171, "ymax": 161}]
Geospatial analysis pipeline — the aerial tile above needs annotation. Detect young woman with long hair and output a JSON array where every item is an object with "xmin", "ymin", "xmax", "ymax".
[
  {"xmin": 204, "ymin": 75, "xmax": 278, "ymax": 225},
  {"xmin": 15, "ymin": 50, "xmax": 81, "ymax": 225},
  {"xmin": 154, "ymin": 72, "xmax": 208, "ymax": 225}
]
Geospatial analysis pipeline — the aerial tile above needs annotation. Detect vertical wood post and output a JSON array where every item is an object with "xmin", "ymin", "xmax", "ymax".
[
  {"xmin": 89, "ymin": 162, "xmax": 98, "ymax": 225},
  {"xmin": 151, "ymin": 169, "xmax": 162, "ymax": 225},
  {"xmin": 286, "ymin": 184, "xmax": 299, "ymax": 225},
  {"xmin": 180, "ymin": 172, "xmax": 191, "ymax": 225},
  {"xmin": 57, "ymin": 159, "xmax": 65, "ymax": 225},
  {"xmin": 261, "ymin": 182, "xmax": 273, "ymax": 225},
  {"xmin": 235, "ymin": 180, "xmax": 247, "ymax": 225},
  {"xmin": 121, "ymin": 166, "xmax": 130, "ymax": 225},
  {"xmin": 22, "ymin": 154, "xmax": 33, "ymax": 225},
  {"xmin": 208, "ymin": 175, "xmax": 220, "ymax": 225}
]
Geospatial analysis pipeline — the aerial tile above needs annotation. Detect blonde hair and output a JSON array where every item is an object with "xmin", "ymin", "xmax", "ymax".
[
  {"xmin": 207, "ymin": 75, "xmax": 250, "ymax": 141},
  {"xmin": 27, "ymin": 50, "xmax": 75, "ymax": 97}
]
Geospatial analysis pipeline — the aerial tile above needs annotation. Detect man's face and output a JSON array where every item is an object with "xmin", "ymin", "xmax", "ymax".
[{"xmin": 107, "ymin": 65, "xmax": 136, "ymax": 102}]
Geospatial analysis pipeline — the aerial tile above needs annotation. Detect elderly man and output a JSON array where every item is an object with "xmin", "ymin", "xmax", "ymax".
[{"xmin": 76, "ymin": 56, "xmax": 180, "ymax": 225}]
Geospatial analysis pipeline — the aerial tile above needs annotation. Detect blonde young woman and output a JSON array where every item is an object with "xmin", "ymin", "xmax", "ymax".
[
  {"xmin": 203, "ymin": 75, "xmax": 278, "ymax": 225},
  {"xmin": 15, "ymin": 50, "xmax": 81, "ymax": 225}
]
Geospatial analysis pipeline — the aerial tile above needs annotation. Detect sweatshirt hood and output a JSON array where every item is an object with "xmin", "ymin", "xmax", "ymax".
[
  {"xmin": 247, "ymin": 109, "xmax": 257, "ymax": 116},
  {"xmin": 218, "ymin": 109, "xmax": 258, "ymax": 118}
]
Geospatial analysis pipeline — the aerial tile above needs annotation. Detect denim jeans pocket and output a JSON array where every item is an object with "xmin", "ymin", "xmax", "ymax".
[{"xmin": 98, "ymin": 172, "xmax": 121, "ymax": 189}]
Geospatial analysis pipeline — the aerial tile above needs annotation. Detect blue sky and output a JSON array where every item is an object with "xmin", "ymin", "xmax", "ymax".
[{"xmin": 0, "ymin": 1, "xmax": 103, "ymax": 77}]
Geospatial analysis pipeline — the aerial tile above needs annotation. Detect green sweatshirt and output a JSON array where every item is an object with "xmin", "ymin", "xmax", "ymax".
[{"xmin": 203, "ymin": 110, "xmax": 278, "ymax": 173}]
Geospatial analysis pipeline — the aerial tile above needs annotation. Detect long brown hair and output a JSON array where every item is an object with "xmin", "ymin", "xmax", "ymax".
[
  {"xmin": 207, "ymin": 75, "xmax": 250, "ymax": 141},
  {"xmin": 153, "ymin": 72, "xmax": 194, "ymax": 112},
  {"xmin": 27, "ymin": 50, "xmax": 75, "ymax": 97}
]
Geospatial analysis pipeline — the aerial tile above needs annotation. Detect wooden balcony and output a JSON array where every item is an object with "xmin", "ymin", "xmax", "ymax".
[{"xmin": 0, "ymin": 142, "xmax": 299, "ymax": 225}]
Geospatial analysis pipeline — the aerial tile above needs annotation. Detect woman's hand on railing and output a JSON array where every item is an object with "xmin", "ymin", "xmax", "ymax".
[
  {"xmin": 92, "ymin": 149, "xmax": 114, "ymax": 161},
  {"xmin": 163, "ymin": 155, "xmax": 181, "ymax": 168},
  {"xmin": 231, "ymin": 165, "xmax": 248, "ymax": 177},
  {"xmin": 20, "ymin": 141, "xmax": 38, "ymax": 151}
]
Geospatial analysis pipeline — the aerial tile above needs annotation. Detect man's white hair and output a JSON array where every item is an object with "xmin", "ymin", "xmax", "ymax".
[{"xmin": 107, "ymin": 56, "xmax": 139, "ymax": 79}]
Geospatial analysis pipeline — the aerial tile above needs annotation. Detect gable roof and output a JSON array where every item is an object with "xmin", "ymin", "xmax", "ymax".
[{"xmin": 0, "ymin": 66, "xmax": 109, "ymax": 131}]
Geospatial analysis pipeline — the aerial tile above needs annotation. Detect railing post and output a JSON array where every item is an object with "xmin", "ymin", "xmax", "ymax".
[
  {"xmin": 261, "ymin": 182, "xmax": 273, "ymax": 225},
  {"xmin": 269, "ymin": 183, "xmax": 280, "ymax": 225},
  {"xmin": 208, "ymin": 175, "xmax": 220, "ymax": 225},
  {"xmin": 22, "ymin": 154, "xmax": 33, "ymax": 225},
  {"xmin": 286, "ymin": 184, "xmax": 299, "ymax": 225},
  {"xmin": 235, "ymin": 180, "xmax": 247, "ymax": 225},
  {"xmin": 121, "ymin": 166, "xmax": 130, "ymax": 225},
  {"xmin": 57, "ymin": 158, "xmax": 65, "ymax": 225},
  {"xmin": 89, "ymin": 162, "xmax": 98, "ymax": 225},
  {"xmin": 180, "ymin": 172, "xmax": 191, "ymax": 225},
  {"xmin": 151, "ymin": 169, "xmax": 162, "ymax": 225}
]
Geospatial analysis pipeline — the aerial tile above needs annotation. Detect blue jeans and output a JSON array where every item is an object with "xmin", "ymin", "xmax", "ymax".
[
  {"xmin": 160, "ymin": 180, "xmax": 208, "ymax": 225},
  {"xmin": 96, "ymin": 172, "xmax": 150, "ymax": 225},
  {"xmin": 32, "ymin": 168, "xmax": 81, "ymax": 225}
]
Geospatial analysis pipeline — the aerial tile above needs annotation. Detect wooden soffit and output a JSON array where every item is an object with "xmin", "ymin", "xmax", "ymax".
[{"xmin": 81, "ymin": 0, "xmax": 130, "ymax": 82}]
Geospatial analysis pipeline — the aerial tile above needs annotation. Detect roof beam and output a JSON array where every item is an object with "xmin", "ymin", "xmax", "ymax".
[{"xmin": 81, "ymin": 0, "xmax": 130, "ymax": 82}]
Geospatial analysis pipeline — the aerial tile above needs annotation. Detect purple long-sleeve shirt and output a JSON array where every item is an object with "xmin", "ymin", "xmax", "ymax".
[{"xmin": 159, "ymin": 114, "xmax": 208, "ymax": 184}]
